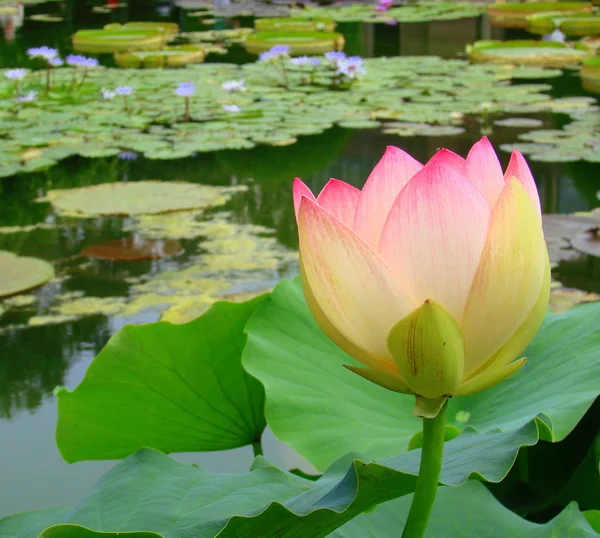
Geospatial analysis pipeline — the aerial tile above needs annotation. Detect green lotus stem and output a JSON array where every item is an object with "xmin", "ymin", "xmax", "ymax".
[
  {"xmin": 45, "ymin": 64, "xmax": 51, "ymax": 92},
  {"xmin": 184, "ymin": 96, "xmax": 190, "ymax": 122},
  {"xmin": 78, "ymin": 68, "xmax": 88, "ymax": 89},
  {"xmin": 124, "ymin": 95, "xmax": 130, "ymax": 115},
  {"xmin": 252, "ymin": 440, "xmax": 263, "ymax": 458},
  {"xmin": 277, "ymin": 58, "xmax": 289, "ymax": 88},
  {"xmin": 401, "ymin": 402, "xmax": 447, "ymax": 538},
  {"xmin": 70, "ymin": 67, "xmax": 77, "ymax": 90}
]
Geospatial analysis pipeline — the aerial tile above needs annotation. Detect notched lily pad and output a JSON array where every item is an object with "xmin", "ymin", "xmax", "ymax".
[
  {"xmin": 0, "ymin": 251, "xmax": 54, "ymax": 298},
  {"xmin": 41, "ymin": 181, "xmax": 244, "ymax": 217}
]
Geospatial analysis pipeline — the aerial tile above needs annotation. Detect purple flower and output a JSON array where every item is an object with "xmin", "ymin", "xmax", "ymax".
[
  {"xmin": 17, "ymin": 91, "xmax": 37, "ymax": 103},
  {"xmin": 49, "ymin": 57, "xmax": 63, "ymax": 67},
  {"xmin": 4, "ymin": 68, "xmax": 28, "ymax": 80},
  {"xmin": 259, "ymin": 45, "xmax": 290, "ymax": 61},
  {"xmin": 376, "ymin": 4, "xmax": 389, "ymax": 11},
  {"xmin": 66, "ymin": 54, "xmax": 87, "ymax": 66},
  {"xmin": 175, "ymin": 82, "xmax": 195, "ymax": 97},
  {"xmin": 27, "ymin": 46, "xmax": 58, "ymax": 61},
  {"xmin": 221, "ymin": 79, "xmax": 246, "ymax": 92},
  {"xmin": 115, "ymin": 86, "xmax": 133, "ymax": 96},
  {"xmin": 310, "ymin": 58, "xmax": 321, "ymax": 67},
  {"xmin": 385, "ymin": 18, "xmax": 398, "ymax": 25},
  {"xmin": 336, "ymin": 56, "xmax": 365, "ymax": 79},
  {"xmin": 117, "ymin": 151, "xmax": 138, "ymax": 161},
  {"xmin": 325, "ymin": 51, "xmax": 346, "ymax": 62},
  {"xmin": 83, "ymin": 57, "xmax": 99, "ymax": 68},
  {"xmin": 222, "ymin": 104, "xmax": 241, "ymax": 113}
]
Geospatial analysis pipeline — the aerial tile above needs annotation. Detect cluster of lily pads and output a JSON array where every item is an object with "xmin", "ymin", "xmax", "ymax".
[{"xmin": 2, "ymin": 53, "xmax": 598, "ymax": 178}]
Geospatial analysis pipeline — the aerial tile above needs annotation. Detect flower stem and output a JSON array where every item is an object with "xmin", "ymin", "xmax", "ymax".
[
  {"xmin": 184, "ymin": 96, "xmax": 190, "ymax": 122},
  {"xmin": 45, "ymin": 65, "xmax": 51, "ymax": 92},
  {"xmin": 252, "ymin": 440, "xmax": 263, "ymax": 458},
  {"xmin": 401, "ymin": 401, "xmax": 447, "ymax": 538}
]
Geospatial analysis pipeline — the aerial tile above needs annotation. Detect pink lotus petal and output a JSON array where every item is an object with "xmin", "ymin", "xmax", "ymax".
[
  {"xmin": 353, "ymin": 146, "xmax": 422, "ymax": 248},
  {"xmin": 299, "ymin": 196, "xmax": 415, "ymax": 359},
  {"xmin": 379, "ymin": 160, "xmax": 490, "ymax": 322},
  {"xmin": 424, "ymin": 148, "xmax": 467, "ymax": 176},
  {"xmin": 504, "ymin": 150, "xmax": 542, "ymax": 217},
  {"xmin": 317, "ymin": 178, "xmax": 361, "ymax": 228},
  {"xmin": 293, "ymin": 177, "xmax": 316, "ymax": 219},
  {"xmin": 466, "ymin": 137, "xmax": 505, "ymax": 208}
]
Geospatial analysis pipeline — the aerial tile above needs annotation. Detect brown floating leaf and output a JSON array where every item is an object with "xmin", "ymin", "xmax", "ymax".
[
  {"xmin": 82, "ymin": 238, "xmax": 184, "ymax": 261},
  {"xmin": 0, "ymin": 251, "xmax": 55, "ymax": 298}
]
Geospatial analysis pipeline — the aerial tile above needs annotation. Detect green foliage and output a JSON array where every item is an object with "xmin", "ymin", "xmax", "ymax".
[
  {"xmin": 56, "ymin": 295, "xmax": 267, "ymax": 462},
  {"xmin": 243, "ymin": 278, "xmax": 600, "ymax": 470}
]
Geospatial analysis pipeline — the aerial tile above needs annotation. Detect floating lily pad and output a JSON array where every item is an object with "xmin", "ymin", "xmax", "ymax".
[
  {"xmin": 0, "ymin": 251, "xmax": 54, "ymax": 298},
  {"xmin": 82, "ymin": 238, "xmax": 185, "ymax": 261},
  {"xmin": 255, "ymin": 18, "xmax": 336, "ymax": 32},
  {"xmin": 104, "ymin": 21, "xmax": 179, "ymax": 36},
  {"xmin": 115, "ymin": 45, "xmax": 205, "ymax": 68},
  {"xmin": 488, "ymin": 2, "xmax": 592, "ymax": 29},
  {"xmin": 570, "ymin": 227, "xmax": 600, "ymax": 258},
  {"xmin": 73, "ymin": 28, "xmax": 167, "ymax": 53},
  {"xmin": 42, "ymin": 181, "xmax": 242, "ymax": 217},
  {"xmin": 581, "ymin": 35, "xmax": 600, "ymax": 53},
  {"xmin": 467, "ymin": 40, "xmax": 590, "ymax": 67},
  {"xmin": 494, "ymin": 117, "xmax": 544, "ymax": 128},
  {"xmin": 245, "ymin": 31, "xmax": 345, "ymax": 55},
  {"xmin": 383, "ymin": 121, "xmax": 465, "ymax": 136},
  {"xmin": 581, "ymin": 56, "xmax": 600, "ymax": 95},
  {"xmin": 29, "ymin": 14, "xmax": 64, "ymax": 22}
]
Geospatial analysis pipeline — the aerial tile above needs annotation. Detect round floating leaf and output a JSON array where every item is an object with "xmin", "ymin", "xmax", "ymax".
[
  {"xmin": 56, "ymin": 296, "xmax": 268, "ymax": 462},
  {"xmin": 467, "ymin": 40, "xmax": 591, "ymax": 67},
  {"xmin": 245, "ymin": 31, "xmax": 345, "ymax": 55},
  {"xmin": 115, "ymin": 46, "xmax": 205, "ymax": 68},
  {"xmin": 0, "ymin": 251, "xmax": 54, "ymax": 298},
  {"xmin": 73, "ymin": 28, "xmax": 167, "ymax": 53},
  {"xmin": 243, "ymin": 278, "xmax": 600, "ymax": 470},
  {"xmin": 255, "ymin": 18, "xmax": 336, "ymax": 32},
  {"xmin": 81, "ymin": 238, "xmax": 184, "ymax": 261},
  {"xmin": 571, "ymin": 228, "xmax": 600, "ymax": 258},
  {"xmin": 488, "ymin": 2, "xmax": 592, "ymax": 29},
  {"xmin": 494, "ymin": 117, "xmax": 544, "ymax": 128},
  {"xmin": 43, "ymin": 181, "xmax": 241, "ymax": 217}
]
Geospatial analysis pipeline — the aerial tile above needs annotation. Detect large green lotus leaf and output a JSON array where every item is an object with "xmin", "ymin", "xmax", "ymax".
[
  {"xmin": 0, "ymin": 422, "xmax": 538, "ymax": 538},
  {"xmin": 56, "ymin": 296, "xmax": 268, "ymax": 462},
  {"xmin": 0, "ymin": 251, "xmax": 55, "ymax": 298},
  {"xmin": 42, "ymin": 181, "xmax": 243, "ymax": 217},
  {"xmin": 332, "ymin": 480, "xmax": 597, "ymax": 538},
  {"xmin": 243, "ymin": 278, "xmax": 600, "ymax": 470}
]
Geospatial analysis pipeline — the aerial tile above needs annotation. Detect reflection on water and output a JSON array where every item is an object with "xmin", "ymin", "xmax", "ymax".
[{"xmin": 1, "ymin": 6, "xmax": 600, "ymax": 517}]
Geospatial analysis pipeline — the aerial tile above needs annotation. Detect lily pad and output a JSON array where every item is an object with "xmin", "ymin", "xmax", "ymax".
[
  {"xmin": 115, "ymin": 45, "xmax": 205, "ymax": 68},
  {"xmin": 41, "ymin": 181, "xmax": 242, "ymax": 217},
  {"xmin": 494, "ymin": 117, "xmax": 544, "ymax": 128},
  {"xmin": 104, "ymin": 21, "xmax": 179, "ymax": 36},
  {"xmin": 0, "ymin": 251, "xmax": 54, "ymax": 298},
  {"xmin": 467, "ymin": 40, "xmax": 590, "ymax": 67},
  {"xmin": 81, "ymin": 238, "xmax": 184, "ymax": 261},
  {"xmin": 73, "ymin": 28, "xmax": 167, "ymax": 53},
  {"xmin": 255, "ymin": 18, "xmax": 336, "ymax": 32},
  {"xmin": 581, "ymin": 57, "xmax": 600, "ymax": 95},
  {"xmin": 570, "ymin": 227, "xmax": 600, "ymax": 258},
  {"xmin": 488, "ymin": 2, "xmax": 592, "ymax": 29},
  {"xmin": 245, "ymin": 31, "xmax": 345, "ymax": 55}
]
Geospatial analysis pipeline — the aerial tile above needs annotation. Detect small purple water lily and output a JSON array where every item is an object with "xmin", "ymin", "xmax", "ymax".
[
  {"xmin": 290, "ymin": 56, "xmax": 313, "ymax": 66},
  {"xmin": 4, "ymin": 68, "xmax": 28, "ymax": 80},
  {"xmin": 49, "ymin": 57, "xmax": 64, "ymax": 67},
  {"xmin": 17, "ymin": 91, "xmax": 37, "ymax": 103},
  {"xmin": 115, "ymin": 86, "xmax": 133, "ymax": 96},
  {"xmin": 259, "ymin": 45, "xmax": 290, "ymax": 61},
  {"xmin": 336, "ymin": 56, "xmax": 366, "ymax": 79},
  {"xmin": 174, "ymin": 82, "xmax": 195, "ymax": 97},
  {"xmin": 221, "ymin": 79, "xmax": 246, "ymax": 92},
  {"xmin": 222, "ymin": 104, "xmax": 241, "ymax": 113},
  {"xmin": 118, "ymin": 151, "xmax": 138, "ymax": 161},
  {"xmin": 325, "ymin": 51, "xmax": 346, "ymax": 62},
  {"xmin": 27, "ymin": 46, "xmax": 58, "ymax": 61}
]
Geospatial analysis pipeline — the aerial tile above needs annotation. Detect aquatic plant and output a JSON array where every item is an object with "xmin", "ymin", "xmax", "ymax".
[
  {"xmin": 221, "ymin": 79, "xmax": 246, "ymax": 92},
  {"xmin": 175, "ymin": 82, "xmax": 195, "ymax": 121}
]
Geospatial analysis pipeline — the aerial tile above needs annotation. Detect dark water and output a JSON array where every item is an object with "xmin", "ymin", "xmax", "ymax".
[{"xmin": 1, "ymin": 2, "xmax": 600, "ymax": 517}]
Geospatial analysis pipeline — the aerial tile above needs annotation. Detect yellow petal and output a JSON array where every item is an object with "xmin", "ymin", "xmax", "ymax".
[
  {"xmin": 454, "ymin": 358, "xmax": 527, "ymax": 396},
  {"xmin": 461, "ymin": 177, "xmax": 547, "ymax": 377},
  {"xmin": 298, "ymin": 197, "xmax": 415, "ymax": 359},
  {"xmin": 300, "ymin": 258, "xmax": 399, "ymax": 377},
  {"xmin": 344, "ymin": 364, "xmax": 414, "ymax": 394},
  {"xmin": 469, "ymin": 254, "xmax": 550, "ymax": 378},
  {"xmin": 387, "ymin": 300, "xmax": 465, "ymax": 399}
]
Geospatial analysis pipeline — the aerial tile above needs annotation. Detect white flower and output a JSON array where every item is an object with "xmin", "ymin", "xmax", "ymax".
[
  {"xmin": 336, "ymin": 56, "xmax": 366, "ymax": 79},
  {"xmin": 17, "ymin": 91, "xmax": 37, "ymax": 103},
  {"xmin": 222, "ymin": 79, "xmax": 246, "ymax": 92},
  {"xmin": 222, "ymin": 104, "xmax": 241, "ymax": 113},
  {"xmin": 101, "ymin": 88, "xmax": 116, "ymax": 100}
]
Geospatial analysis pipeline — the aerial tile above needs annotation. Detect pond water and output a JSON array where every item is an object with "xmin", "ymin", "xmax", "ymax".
[{"xmin": 1, "ymin": 2, "xmax": 600, "ymax": 517}]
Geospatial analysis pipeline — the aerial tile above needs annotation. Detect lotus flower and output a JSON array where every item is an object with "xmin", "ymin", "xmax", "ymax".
[{"xmin": 293, "ymin": 138, "xmax": 549, "ymax": 415}]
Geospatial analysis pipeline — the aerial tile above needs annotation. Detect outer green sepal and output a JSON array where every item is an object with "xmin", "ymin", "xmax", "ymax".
[{"xmin": 387, "ymin": 300, "xmax": 464, "ymax": 399}]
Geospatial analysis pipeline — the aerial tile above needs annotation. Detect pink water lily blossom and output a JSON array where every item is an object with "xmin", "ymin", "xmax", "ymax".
[{"xmin": 293, "ymin": 138, "xmax": 549, "ymax": 405}]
